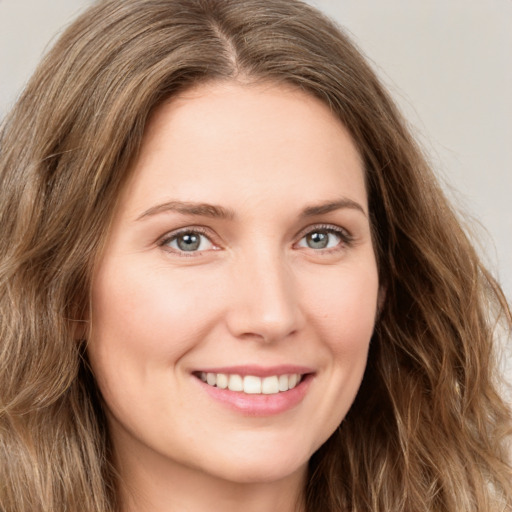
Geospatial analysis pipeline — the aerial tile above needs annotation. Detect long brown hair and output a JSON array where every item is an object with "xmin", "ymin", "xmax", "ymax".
[{"xmin": 1, "ymin": 0, "xmax": 510, "ymax": 510}]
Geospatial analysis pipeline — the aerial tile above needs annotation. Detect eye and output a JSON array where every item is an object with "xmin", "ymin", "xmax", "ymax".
[
  {"xmin": 160, "ymin": 228, "xmax": 216, "ymax": 254},
  {"xmin": 297, "ymin": 226, "xmax": 351, "ymax": 251}
]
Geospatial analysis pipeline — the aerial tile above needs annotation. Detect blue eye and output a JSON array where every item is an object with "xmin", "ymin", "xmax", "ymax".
[
  {"xmin": 297, "ymin": 227, "xmax": 348, "ymax": 250},
  {"xmin": 163, "ymin": 230, "xmax": 214, "ymax": 253}
]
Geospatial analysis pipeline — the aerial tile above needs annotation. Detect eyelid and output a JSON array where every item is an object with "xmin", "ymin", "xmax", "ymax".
[
  {"xmin": 157, "ymin": 226, "xmax": 219, "ymax": 256},
  {"xmin": 156, "ymin": 222, "xmax": 353, "ymax": 256},
  {"xmin": 294, "ymin": 223, "xmax": 354, "ymax": 249}
]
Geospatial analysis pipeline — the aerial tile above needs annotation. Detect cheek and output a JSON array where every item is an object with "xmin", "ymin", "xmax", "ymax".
[
  {"xmin": 89, "ymin": 259, "xmax": 219, "ymax": 366},
  {"xmin": 87, "ymin": 258, "xmax": 223, "ymax": 429},
  {"xmin": 288, "ymin": 261, "xmax": 379, "ymax": 453},
  {"xmin": 304, "ymin": 262, "xmax": 379, "ymax": 356}
]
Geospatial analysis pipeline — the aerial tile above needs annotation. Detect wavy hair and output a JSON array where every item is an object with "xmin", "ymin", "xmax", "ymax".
[{"xmin": 0, "ymin": 0, "xmax": 510, "ymax": 510}]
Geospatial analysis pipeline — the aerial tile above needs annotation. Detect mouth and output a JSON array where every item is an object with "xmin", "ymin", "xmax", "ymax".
[
  {"xmin": 194, "ymin": 371, "xmax": 304, "ymax": 395},
  {"xmin": 191, "ymin": 365, "xmax": 314, "ymax": 415}
]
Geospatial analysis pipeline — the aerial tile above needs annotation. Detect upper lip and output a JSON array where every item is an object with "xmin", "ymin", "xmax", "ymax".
[{"xmin": 192, "ymin": 365, "xmax": 314, "ymax": 377}]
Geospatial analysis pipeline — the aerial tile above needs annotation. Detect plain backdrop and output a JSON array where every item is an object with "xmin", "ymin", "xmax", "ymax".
[{"xmin": 1, "ymin": 0, "xmax": 511, "ymax": 382}]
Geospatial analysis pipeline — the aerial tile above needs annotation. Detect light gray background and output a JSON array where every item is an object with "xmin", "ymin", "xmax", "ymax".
[{"xmin": 1, "ymin": 0, "xmax": 511, "ymax": 382}]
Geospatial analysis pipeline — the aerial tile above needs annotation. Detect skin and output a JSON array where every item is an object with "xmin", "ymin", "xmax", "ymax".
[{"xmin": 88, "ymin": 81, "xmax": 380, "ymax": 512}]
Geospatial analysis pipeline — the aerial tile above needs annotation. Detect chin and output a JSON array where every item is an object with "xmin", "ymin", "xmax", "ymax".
[
  {"xmin": 213, "ymin": 462, "xmax": 306, "ymax": 486},
  {"xmin": 198, "ymin": 442, "xmax": 312, "ymax": 485}
]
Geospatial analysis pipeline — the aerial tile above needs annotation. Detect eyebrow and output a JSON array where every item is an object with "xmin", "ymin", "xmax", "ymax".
[
  {"xmin": 300, "ymin": 198, "xmax": 367, "ymax": 218},
  {"xmin": 135, "ymin": 197, "xmax": 366, "ymax": 221},
  {"xmin": 136, "ymin": 201, "xmax": 235, "ymax": 221}
]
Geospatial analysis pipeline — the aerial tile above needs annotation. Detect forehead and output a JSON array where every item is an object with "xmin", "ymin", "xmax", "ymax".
[{"xmin": 118, "ymin": 80, "xmax": 366, "ymax": 218}]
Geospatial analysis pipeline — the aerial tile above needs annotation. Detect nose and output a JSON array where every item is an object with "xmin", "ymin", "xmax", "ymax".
[{"xmin": 225, "ymin": 249, "xmax": 303, "ymax": 343}]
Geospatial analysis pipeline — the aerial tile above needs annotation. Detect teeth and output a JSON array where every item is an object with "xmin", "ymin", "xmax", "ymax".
[
  {"xmin": 216, "ymin": 373, "xmax": 228, "ymax": 389},
  {"xmin": 262, "ymin": 376, "xmax": 279, "ymax": 394},
  {"xmin": 199, "ymin": 373, "xmax": 303, "ymax": 394},
  {"xmin": 278, "ymin": 374, "xmax": 289, "ymax": 392},
  {"xmin": 228, "ymin": 374, "xmax": 243, "ymax": 392},
  {"xmin": 243, "ymin": 376, "xmax": 261, "ymax": 394}
]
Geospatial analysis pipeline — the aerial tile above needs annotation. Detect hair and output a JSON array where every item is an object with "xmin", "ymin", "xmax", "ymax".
[{"xmin": 1, "ymin": 0, "xmax": 511, "ymax": 510}]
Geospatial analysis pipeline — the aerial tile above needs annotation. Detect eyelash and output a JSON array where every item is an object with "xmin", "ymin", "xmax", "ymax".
[
  {"xmin": 158, "ymin": 224, "xmax": 353, "ymax": 257},
  {"xmin": 296, "ymin": 224, "xmax": 354, "ymax": 253},
  {"xmin": 158, "ymin": 226, "xmax": 216, "ymax": 257}
]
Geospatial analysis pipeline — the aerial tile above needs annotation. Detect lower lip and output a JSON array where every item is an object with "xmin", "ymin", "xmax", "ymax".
[{"xmin": 195, "ymin": 375, "xmax": 313, "ymax": 416}]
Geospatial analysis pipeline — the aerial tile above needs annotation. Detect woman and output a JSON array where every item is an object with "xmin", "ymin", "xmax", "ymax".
[{"xmin": 0, "ymin": 0, "xmax": 510, "ymax": 511}]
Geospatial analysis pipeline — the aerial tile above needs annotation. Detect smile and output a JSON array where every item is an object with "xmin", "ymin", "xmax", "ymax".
[{"xmin": 198, "ymin": 372, "xmax": 303, "ymax": 394}]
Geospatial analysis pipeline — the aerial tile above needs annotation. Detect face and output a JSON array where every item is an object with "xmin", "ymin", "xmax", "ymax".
[{"xmin": 88, "ymin": 82, "xmax": 379, "ymax": 489}]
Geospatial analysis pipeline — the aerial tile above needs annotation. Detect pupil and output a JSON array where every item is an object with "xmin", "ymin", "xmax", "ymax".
[
  {"xmin": 177, "ymin": 233, "xmax": 200, "ymax": 251},
  {"xmin": 308, "ymin": 231, "xmax": 328, "ymax": 249}
]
